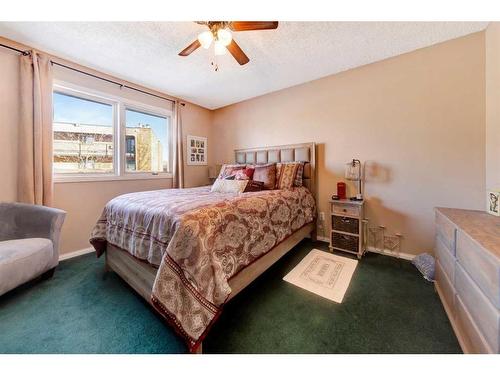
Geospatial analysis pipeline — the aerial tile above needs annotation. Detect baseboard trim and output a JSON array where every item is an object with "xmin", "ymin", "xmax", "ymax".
[
  {"xmin": 366, "ymin": 246, "xmax": 415, "ymax": 261},
  {"xmin": 59, "ymin": 247, "xmax": 94, "ymax": 261},
  {"xmin": 314, "ymin": 236, "xmax": 415, "ymax": 261},
  {"xmin": 316, "ymin": 235, "xmax": 330, "ymax": 243}
]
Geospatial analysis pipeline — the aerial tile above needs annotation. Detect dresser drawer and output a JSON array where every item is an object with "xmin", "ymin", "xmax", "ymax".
[
  {"xmin": 455, "ymin": 263, "xmax": 500, "ymax": 352},
  {"xmin": 455, "ymin": 295, "xmax": 494, "ymax": 353},
  {"xmin": 435, "ymin": 211, "xmax": 456, "ymax": 255},
  {"xmin": 332, "ymin": 216, "xmax": 359, "ymax": 234},
  {"xmin": 435, "ymin": 234, "xmax": 456, "ymax": 284},
  {"xmin": 435, "ymin": 260, "xmax": 455, "ymax": 314},
  {"xmin": 332, "ymin": 203, "xmax": 360, "ymax": 217},
  {"xmin": 456, "ymin": 230, "xmax": 500, "ymax": 309}
]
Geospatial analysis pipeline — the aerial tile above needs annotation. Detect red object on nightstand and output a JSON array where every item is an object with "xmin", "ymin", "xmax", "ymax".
[{"xmin": 337, "ymin": 182, "xmax": 346, "ymax": 199}]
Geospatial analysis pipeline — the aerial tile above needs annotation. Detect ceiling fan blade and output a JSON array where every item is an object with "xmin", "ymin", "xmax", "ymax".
[
  {"xmin": 227, "ymin": 40, "xmax": 250, "ymax": 65},
  {"xmin": 229, "ymin": 21, "xmax": 278, "ymax": 31},
  {"xmin": 178, "ymin": 40, "xmax": 201, "ymax": 56}
]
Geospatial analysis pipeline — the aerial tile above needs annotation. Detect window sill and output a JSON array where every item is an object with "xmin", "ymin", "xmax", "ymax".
[{"xmin": 54, "ymin": 173, "xmax": 173, "ymax": 184}]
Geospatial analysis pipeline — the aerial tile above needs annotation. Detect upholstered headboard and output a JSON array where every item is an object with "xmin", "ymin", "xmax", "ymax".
[{"xmin": 234, "ymin": 142, "xmax": 316, "ymax": 197}]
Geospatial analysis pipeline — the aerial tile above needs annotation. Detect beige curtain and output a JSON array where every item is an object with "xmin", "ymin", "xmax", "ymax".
[
  {"xmin": 18, "ymin": 51, "xmax": 54, "ymax": 206},
  {"xmin": 172, "ymin": 102, "xmax": 184, "ymax": 188}
]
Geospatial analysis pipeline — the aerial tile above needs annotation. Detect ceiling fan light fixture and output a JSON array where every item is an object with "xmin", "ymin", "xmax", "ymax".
[
  {"xmin": 214, "ymin": 40, "xmax": 227, "ymax": 55},
  {"xmin": 217, "ymin": 28, "xmax": 232, "ymax": 46},
  {"xmin": 198, "ymin": 31, "xmax": 213, "ymax": 49},
  {"xmin": 179, "ymin": 21, "xmax": 278, "ymax": 66}
]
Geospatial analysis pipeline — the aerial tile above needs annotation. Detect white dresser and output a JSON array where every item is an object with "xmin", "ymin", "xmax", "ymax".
[{"xmin": 434, "ymin": 207, "xmax": 500, "ymax": 353}]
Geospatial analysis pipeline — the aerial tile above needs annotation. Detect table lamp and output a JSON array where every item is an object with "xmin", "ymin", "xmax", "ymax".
[{"xmin": 345, "ymin": 159, "xmax": 363, "ymax": 201}]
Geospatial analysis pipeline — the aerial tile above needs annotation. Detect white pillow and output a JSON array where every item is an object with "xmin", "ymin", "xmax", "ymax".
[{"xmin": 211, "ymin": 179, "xmax": 248, "ymax": 194}]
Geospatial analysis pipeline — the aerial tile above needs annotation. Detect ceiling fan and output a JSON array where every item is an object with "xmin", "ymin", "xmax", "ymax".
[{"xmin": 178, "ymin": 21, "xmax": 279, "ymax": 66}]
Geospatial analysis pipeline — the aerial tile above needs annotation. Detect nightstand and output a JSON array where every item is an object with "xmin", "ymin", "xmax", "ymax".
[{"xmin": 329, "ymin": 199, "xmax": 365, "ymax": 259}]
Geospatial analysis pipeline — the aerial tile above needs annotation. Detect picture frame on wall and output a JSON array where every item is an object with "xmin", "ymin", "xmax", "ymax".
[
  {"xmin": 487, "ymin": 190, "xmax": 500, "ymax": 216},
  {"xmin": 187, "ymin": 135, "xmax": 207, "ymax": 166}
]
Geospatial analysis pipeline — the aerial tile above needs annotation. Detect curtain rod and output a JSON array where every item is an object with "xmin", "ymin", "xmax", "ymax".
[
  {"xmin": 0, "ymin": 42, "xmax": 30, "ymax": 55},
  {"xmin": 0, "ymin": 42, "xmax": 182, "ymax": 106}
]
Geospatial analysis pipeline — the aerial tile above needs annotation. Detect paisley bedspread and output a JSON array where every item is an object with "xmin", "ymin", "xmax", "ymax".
[{"xmin": 90, "ymin": 186, "xmax": 315, "ymax": 352}]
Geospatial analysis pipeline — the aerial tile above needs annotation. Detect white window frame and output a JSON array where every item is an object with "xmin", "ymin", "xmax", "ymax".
[{"xmin": 53, "ymin": 82, "xmax": 173, "ymax": 183}]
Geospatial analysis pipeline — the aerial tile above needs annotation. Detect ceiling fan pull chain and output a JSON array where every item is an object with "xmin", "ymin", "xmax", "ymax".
[
  {"xmin": 212, "ymin": 46, "xmax": 220, "ymax": 72},
  {"xmin": 210, "ymin": 61, "xmax": 219, "ymax": 72}
]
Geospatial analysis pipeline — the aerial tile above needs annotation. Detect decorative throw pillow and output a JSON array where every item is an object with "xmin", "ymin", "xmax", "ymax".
[
  {"xmin": 244, "ymin": 180, "xmax": 265, "ymax": 192},
  {"xmin": 218, "ymin": 164, "xmax": 245, "ymax": 179},
  {"xmin": 234, "ymin": 169, "xmax": 251, "ymax": 180},
  {"xmin": 251, "ymin": 163, "xmax": 277, "ymax": 190},
  {"xmin": 275, "ymin": 162, "xmax": 304, "ymax": 189},
  {"xmin": 211, "ymin": 179, "xmax": 248, "ymax": 194},
  {"xmin": 242, "ymin": 166, "xmax": 255, "ymax": 179}
]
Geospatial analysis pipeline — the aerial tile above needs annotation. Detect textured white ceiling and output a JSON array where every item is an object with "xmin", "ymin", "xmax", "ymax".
[{"xmin": 0, "ymin": 22, "xmax": 488, "ymax": 109}]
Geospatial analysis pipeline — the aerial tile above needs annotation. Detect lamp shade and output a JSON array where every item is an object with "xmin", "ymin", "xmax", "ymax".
[
  {"xmin": 217, "ymin": 28, "xmax": 232, "ymax": 46},
  {"xmin": 214, "ymin": 40, "xmax": 227, "ymax": 56},
  {"xmin": 345, "ymin": 159, "xmax": 363, "ymax": 200},
  {"xmin": 345, "ymin": 159, "xmax": 361, "ymax": 181},
  {"xmin": 208, "ymin": 166, "xmax": 216, "ymax": 179},
  {"xmin": 198, "ymin": 31, "xmax": 213, "ymax": 49},
  {"xmin": 208, "ymin": 164, "xmax": 222, "ymax": 179}
]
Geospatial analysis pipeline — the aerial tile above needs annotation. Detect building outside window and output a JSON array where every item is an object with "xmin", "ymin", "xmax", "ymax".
[
  {"xmin": 53, "ymin": 92, "xmax": 114, "ymax": 174},
  {"xmin": 125, "ymin": 135, "xmax": 136, "ymax": 171},
  {"xmin": 124, "ymin": 108, "xmax": 170, "ymax": 174}
]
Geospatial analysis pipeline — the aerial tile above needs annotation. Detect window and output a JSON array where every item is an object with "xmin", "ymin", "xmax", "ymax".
[
  {"xmin": 125, "ymin": 108, "xmax": 171, "ymax": 174},
  {"xmin": 53, "ymin": 92, "xmax": 114, "ymax": 174},
  {"xmin": 52, "ymin": 84, "xmax": 173, "ymax": 181}
]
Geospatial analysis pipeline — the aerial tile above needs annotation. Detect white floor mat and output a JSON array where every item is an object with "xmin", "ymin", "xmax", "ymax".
[{"xmin": 283, "ymin": 249, "xmax": 358, "ymax": 303}]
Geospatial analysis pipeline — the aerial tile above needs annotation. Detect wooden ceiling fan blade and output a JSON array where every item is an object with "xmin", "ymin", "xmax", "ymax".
[
  {"xmin": 227, "ymin": 40, "xmax": 250, "ymax": 65},
  {"xmin": 178, "ymin": 40, "xmax": 201, "ymax": 56},
  {"xmin": 229, "ymin": 21, "xmax": 278, "ymax": 31}
]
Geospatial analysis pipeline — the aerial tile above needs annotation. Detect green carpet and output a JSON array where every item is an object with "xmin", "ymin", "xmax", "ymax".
[{"xmin": 0, "ymin": 240, "xmax": 461, "ymax": 354}]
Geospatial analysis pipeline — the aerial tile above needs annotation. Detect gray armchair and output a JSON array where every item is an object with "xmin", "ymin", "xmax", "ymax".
[{"xmin": 0, "ymin": 202, "xmax": 66, "ymax": 296}]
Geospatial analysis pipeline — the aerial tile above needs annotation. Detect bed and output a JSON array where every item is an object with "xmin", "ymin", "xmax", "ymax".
[{"xmin": 90, "ymin": 142, "xmax": 317, "ymax": 353}]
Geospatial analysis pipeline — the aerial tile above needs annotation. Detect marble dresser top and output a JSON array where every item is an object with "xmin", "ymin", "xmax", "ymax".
[{"xmin": 436, "ymin": 207, "xmax": 500, "ymax": 259}]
